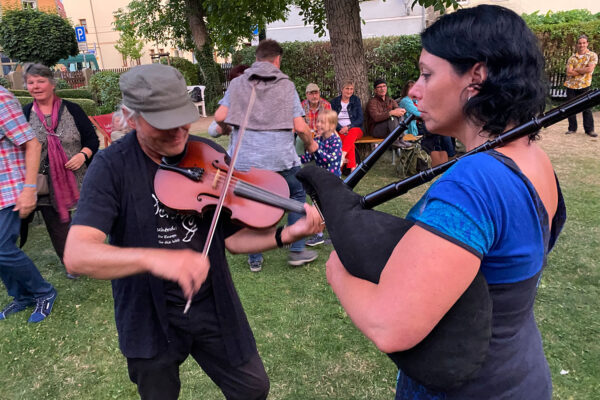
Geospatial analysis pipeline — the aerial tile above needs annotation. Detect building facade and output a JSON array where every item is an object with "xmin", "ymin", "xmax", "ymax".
[
  {"xmin": 266, "ymin": 0, "xmax": 600, "ymax": 43},
  {"xmin": 266, "ymin": 0, "xmax": 428, "ymax": 42},
  {"xmin": 61, "ymin": 0, "xmax": 193, "ymax": 69},
  {"xmin": 0, "ymin": 0, "xmax": 65, "ymax": 16}
]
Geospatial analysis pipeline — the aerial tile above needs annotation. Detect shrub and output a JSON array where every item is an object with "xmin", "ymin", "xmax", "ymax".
[
  {"xmin": 11, "ymin": 88, "xmax": 94, "ymax": 100},
  {"xmin": 523, "ymin": 10, "xmax": 600, "ymax": 91},
  {"xmin": 55, "ymin": 79, "xmax": 71, "ymax": 89},
  {"xmin": 88, "ymin": 71, "xmax": 121, "ymax": 114},
  {"xmin": 231, "ymin": 35, "xmax": 423, "ymax": 100},
  {"xmin": 55, "ymin": 89, "xmax": 94, "ymax": 100},
  {"xmin": 10, "ymin": 90, "xmax": 30, "ymax": 97},
  {"xmin": 163, "ymin": 57, "xmax": 199, "ymax": 85},
  {"xmin": 0, "ymin": 75, "xmax": 11, "ymax": 89},
  {"xmin": 17, "ymin": 97, "xmax": 97, "ymax": 116}
]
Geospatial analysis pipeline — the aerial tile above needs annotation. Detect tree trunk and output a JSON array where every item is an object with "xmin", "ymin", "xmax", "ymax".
[
  {"xmin": 324, "ymin": 0, "xmax": 369, "ymax": 108},
  {"xmin": 183, "ymin": 0, "xmax": 209, "ymax": 49},
  {"xmin": 183, "ymin": 0, "xmax": 221, "ymax": 113}
]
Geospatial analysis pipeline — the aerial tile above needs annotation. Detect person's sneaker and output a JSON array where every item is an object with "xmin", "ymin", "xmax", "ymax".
[
  {"xmin": 565, "ymin": 130, "xmax": 576, "ymax": 135},
  {"xmin": 288, "ymin": 249, "xmax": 318, "ymax": 267},
  {"xmin": 0, "ymin": 301, "xmax": 29, "ymax": 320},
  {"xmin": 586, "ymin": 131, "xmax": 598, "ymax": 137},
  {"xmin": 306, "ymin": 234, "xmax": 324, "ymax": 247},
  {"xmin": 248, "ymin": 259, "xmax": 263, "ymax": 272},
  {"xmin": 28, "ymin": 290, "xmax": 57, "ymax": 323}
]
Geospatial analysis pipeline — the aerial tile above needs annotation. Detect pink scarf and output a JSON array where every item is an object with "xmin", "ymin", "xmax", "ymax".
[{"xmin": 33, "ymin": 97, "xmax": 79, "ymax": 222}]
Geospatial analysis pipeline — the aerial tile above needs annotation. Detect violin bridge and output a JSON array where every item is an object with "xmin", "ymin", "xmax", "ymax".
[{"xmin": 212, "ymin": 169, "xmax": 221, "ymax": 190}]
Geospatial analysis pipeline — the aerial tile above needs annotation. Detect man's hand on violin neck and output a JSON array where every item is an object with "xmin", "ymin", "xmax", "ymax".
[{"xmin": 147, "ymin": 249, "xmax": 209, "ymax": 299}]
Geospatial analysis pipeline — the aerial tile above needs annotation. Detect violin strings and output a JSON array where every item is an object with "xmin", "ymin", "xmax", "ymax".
[{"xmin": 199, "ymin": 170, "xmax": 303, "ymax": 213}]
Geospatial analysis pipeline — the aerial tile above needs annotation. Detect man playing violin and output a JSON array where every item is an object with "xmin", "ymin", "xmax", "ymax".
[
  {"xmin": 214, "ymin": 39, "xmax": 320, "ymax": 272},
  {"xmin": 63, "ymin": 64, "xmax": 322, "ymax": 400}
]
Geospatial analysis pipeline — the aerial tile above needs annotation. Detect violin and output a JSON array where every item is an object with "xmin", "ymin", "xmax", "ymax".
[{"xmin": 154, "ymin": 139, "xmax": 306, "ymax": 229}]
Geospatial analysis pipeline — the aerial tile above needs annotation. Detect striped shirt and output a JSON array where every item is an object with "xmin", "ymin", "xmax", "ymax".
[{"xmin": 0, "ymin": 86, "xmax": 36, "ymax": 209}]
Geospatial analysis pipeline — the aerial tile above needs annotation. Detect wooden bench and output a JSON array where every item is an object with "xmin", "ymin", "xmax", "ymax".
[
  {"xmin": 187, "ymin": 85, "xmax": 207, "ymax": 118},
  {"xmin": 354, "ymin": 134, "xmax": 422, "ymax": 165},
  {"xmin": 354, "ymin": 136, "xmax": 384, "ymax": 162}
]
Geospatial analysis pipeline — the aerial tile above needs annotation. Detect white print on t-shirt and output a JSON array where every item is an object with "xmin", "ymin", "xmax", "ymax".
[{"xmin": 152, "ymin": 194, "xmax": 198, "ymax": 245}]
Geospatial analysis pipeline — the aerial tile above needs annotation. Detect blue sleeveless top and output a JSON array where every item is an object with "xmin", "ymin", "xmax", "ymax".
[{"xmin": 397, "ymin": 150, "xmax": 566, "ymax": 400}]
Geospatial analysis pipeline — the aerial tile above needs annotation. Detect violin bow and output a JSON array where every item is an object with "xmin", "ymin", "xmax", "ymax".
[{"xmin": 184, "ymin": 82, "xmax": 258, "ymax": 314}]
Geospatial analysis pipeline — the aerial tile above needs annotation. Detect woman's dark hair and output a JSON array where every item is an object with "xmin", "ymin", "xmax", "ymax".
[
  {"xmin": 421, "ymin": 5, "xmax": 546, "ymax": 139},
  {"xmin": 229, "ymin": 64, "xmax": 249, "ymax": 81},
  {"xmin": 401, "ymin": 80, "xmax": 415, "ymax": 99}
]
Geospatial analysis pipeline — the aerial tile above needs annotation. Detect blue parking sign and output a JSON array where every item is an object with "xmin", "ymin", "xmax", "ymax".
[{"xmin": 75, "ymin": 26, "xmax": 86, "ymax": 43}]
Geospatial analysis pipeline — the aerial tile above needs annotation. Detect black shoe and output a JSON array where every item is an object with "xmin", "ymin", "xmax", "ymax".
[
  {"xmin": 306, "ymin": 234, "xmax": 324, "ymax": 247},
  {"xmin": 565, "ymin": 130, "xmax": 576, "ymax": 135},
  {"xmin": 248, "ymin": 259, "xmax": 263, "ymax": 272},
  {"xmin": 585, "ymin": 132, "xmax": 598, "ymax": 137}
]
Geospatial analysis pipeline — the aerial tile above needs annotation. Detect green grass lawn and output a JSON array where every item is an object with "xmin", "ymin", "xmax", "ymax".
[{"xmin": 0, "ymin": 132, "xmax": 598, "ymax": 399}]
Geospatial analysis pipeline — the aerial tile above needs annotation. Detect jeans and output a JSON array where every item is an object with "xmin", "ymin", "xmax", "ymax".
[
  {"xmin": 248, "ymin": 166, "xmax": 306, "ymax": 263},
  {"xmin": 567, "ymin": 87, "xmax": 595, "ymax": 133},
  {"xmin": 0, "ymin": 206, "xmax": 54, "ymax": 306}
]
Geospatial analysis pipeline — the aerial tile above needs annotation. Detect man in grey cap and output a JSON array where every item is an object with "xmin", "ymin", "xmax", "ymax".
[
  {"xmin": 301, "ymin": 83, "xmax": 331, "ymax": 136},
  {"xmin": 63, "ymin": 64, "xmax": 322, "ymax": 399},
  {"xmin": 215, "ymin": 39, "xmax": 319, "ymax": 272}
]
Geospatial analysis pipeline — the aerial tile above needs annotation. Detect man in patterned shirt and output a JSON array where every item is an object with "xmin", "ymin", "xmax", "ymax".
[
  {"xmin": 301, "ymin": 83, "xmax": 331, "ymax": 136},
  {"xmin": 0, "ymin": 86, "xmax": 57, "ymax": 323},
  {"xmin": 564, "ymin": 34, "xmax": 597, "ymax": 137}
]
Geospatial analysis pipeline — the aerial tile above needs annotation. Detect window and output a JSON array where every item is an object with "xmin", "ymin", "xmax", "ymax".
[
  {"xmin": 22, "ymin": 0, "xmax": 37, "ymax": 9},
  {"xmin": 149, "ymin": 49, "xmax": 155, "ymax": 56},
  {"xmin": 79, "ymin": 19, "xmax": 88, "ymax": 33}
]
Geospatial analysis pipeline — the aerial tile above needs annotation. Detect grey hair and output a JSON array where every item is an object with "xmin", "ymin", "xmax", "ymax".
[
  {"xmin": 112, "ymin": 103, "xmax": 139, "ymax": 132},
  {"xmin": 23, "ymin": 63, "xmax": 55, "ymax": 85},
  {"xmin": 578, "ymin": 34, "xmax": 589, "ymax": 42}
]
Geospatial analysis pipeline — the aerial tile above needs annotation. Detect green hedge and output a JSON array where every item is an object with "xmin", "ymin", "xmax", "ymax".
[
  {"xmin": 16, "ymin": 97, "xmax": 98, "ymax": 116},
  {"xmin": 162, "ymin": 56, "xmax": 200, "ymax": 86},
  {"xmin": 523, "ymin": 10, "xmax": 600, "ymax": 92},
  {"xmin": 232, "ymin": 35, "xmax": 422, "ymax": 100},
  {"xmin": 11, "ymin": 89, "xmax": 94, "ymax": 100},
  {"xmin": 88, "ymin": 71, "xmax": 121, "ymax": 114},
  {"xmin": 0, "ymin": 76, "xmax": 11, "ymax": 89}
]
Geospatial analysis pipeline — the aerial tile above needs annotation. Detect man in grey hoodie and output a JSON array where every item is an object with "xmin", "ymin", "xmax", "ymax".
[{"xmin": 215, "ymin": 39, "xmax": 318, "ymax": 272}]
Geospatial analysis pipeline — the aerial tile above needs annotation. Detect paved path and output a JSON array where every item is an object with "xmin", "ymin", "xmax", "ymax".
[{"xmin": 190, "ymin": 115, "xmax": 214, "ymax": 135}]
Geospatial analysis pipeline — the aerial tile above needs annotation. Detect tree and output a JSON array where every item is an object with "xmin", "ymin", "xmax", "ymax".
[
  {"xmin": 296, "ymin": 0, "xmax": 459, "ymax": 108},
  {"xmin": 115, "ymin": 33, "xmax": 145, "ymax": 66},
  {"xmin": 113, "ymin": 12, "xmax": 145, "ymax": 66},
  {"xmin": 114, "ymin": 0, "xmax": 290, "ymax": 112},
  {"xmin": 0, "ymin": 9, "xmax": 78, "ymax": 66},
  {"xmin": 115, "ymin": 0, "xmax": 459, "ymax": 110}
]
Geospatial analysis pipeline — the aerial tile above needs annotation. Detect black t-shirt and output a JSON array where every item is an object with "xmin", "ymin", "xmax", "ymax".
[
  {"xmin": 144, "ymin": 155, "xmax": 230, "ymax": 304},
  {"xmin": 71, "ymin": 133, "xmax": 257, "ymax": 363}
]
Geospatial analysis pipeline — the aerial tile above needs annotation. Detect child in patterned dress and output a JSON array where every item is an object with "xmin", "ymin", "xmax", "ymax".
[
  {"xmin": 300, "ymin": 109, "xmax": 342, "ymax": 246},
  {"xmin": 300, "ymin": 109, "xmax": 343, "ymax": 177}
]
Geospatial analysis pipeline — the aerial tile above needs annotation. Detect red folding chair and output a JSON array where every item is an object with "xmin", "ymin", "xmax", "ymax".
[{"xmin": 89, "ymin": 113, "xmax": 114, "ymax": 148}]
